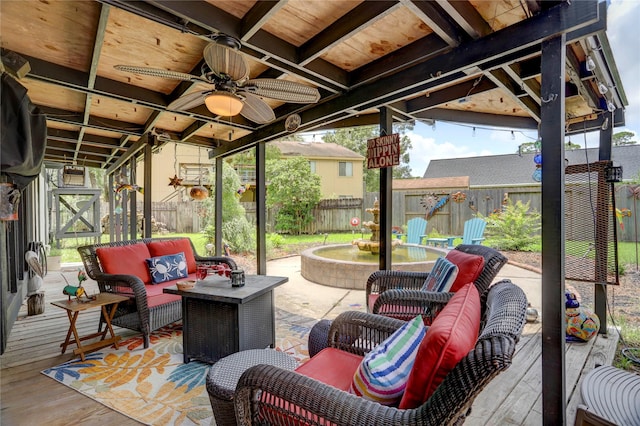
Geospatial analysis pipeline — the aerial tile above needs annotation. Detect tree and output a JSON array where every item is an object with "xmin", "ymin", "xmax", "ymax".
[
  {"xmin": 266, "ymin": 157, "xmax": 321, "ymax": 234},
  {"xmin": 202, "ymin": 161, "xmax": 254, "ymax": 253},
  {"xmin": 517, "ymin": 139, "xmax": 580, "ymax": 154},
  {"xmin": 613, "ymin": 131, "xmax": 638, "ymax": 146},
  {"xmin": 322, "ymin": 124, "xmax": 414, "ymax": 191}
]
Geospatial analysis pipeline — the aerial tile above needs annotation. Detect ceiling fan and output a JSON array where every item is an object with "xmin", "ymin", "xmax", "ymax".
[{"xmin": 114, "ymin": 34, "xmax": 320, "ymax": 124}]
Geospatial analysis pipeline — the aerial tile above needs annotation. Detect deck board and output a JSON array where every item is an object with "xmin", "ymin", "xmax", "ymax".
[{"xmin": 1, "ymin": 270, "xmax": 619, "ymax": 425}]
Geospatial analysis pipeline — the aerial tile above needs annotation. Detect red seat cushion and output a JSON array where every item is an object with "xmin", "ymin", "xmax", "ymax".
[
  {"xmin": 295, "ymin": 347, "xmax": 363, "ymax": 392},
  {"xmin": 96, "ymin": 243, "xmax": 152, "ymax": 284},
  {"xmin": 147, "ymin": 293, "xmax": 181, "ymax": 308},
  {"xmin": 399, "ymin": 282, "xmax": 481, "ymax": 409},
  {"xmin": 147, "ymin": 239, "xmax": 197, "ymax": 274},
  {"xmin": 445, "ymin": 250, "xmax": 485, "ymax": 292}
]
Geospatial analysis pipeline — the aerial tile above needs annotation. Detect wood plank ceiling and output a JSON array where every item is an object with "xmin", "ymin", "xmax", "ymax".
[{"xmin": 0, "ymin": 0, "xmax": 627, "ymax": 171}]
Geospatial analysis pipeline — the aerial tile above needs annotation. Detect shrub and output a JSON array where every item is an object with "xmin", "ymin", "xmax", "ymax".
[{"xmin": 483, "ymin": 199, "xmax": 541, "ymax": 251}]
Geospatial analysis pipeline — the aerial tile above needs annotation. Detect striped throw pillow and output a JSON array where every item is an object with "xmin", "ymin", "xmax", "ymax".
[
  {"xmin": 350, "ymin": 315, "xmax": 426, "ymax": 405},
  {"xmin": 421, "ymin": 257, "xmax": 458, "ymax": 292}
]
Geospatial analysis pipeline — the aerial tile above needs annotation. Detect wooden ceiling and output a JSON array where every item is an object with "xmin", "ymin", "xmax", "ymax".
[{"xmin": 0, "ymin": 0, "xmax": 627, "ymax": 172}]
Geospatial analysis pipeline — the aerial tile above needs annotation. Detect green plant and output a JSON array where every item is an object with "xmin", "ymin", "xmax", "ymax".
[
  {"xmin": 483, "ymin": 199, "xmax": 541, "ymax": 251},
  {"xmin": 267, "ymin": 233, "xmax": 286, "ymax": 248},
  {"xmin": 266, "ymin": 157, "xmax": 322, "ymax": 235}
]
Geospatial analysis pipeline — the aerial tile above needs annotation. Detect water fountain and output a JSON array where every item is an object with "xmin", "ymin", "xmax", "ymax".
[
  {"xmin": 352, "ymin": 198, "xmax": 402, "ymax": 254},
  {"xmin": 301, "ymin": 199, "xmax": 444, "ymax": 290}
]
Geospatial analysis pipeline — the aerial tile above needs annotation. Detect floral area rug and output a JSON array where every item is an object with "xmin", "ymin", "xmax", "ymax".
[{"xmin": 42, "ymin": 309, "xmax": 313, "ymax": 426}]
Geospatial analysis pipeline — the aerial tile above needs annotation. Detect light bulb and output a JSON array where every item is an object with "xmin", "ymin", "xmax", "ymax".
[
  {"xmin": 597, "ymin": 82, "xmax": 608, "ymax": 94},
  {"xmin": 472, "ymin": 127, "xmax": 476, "ymax": 137},
  {"xmin": 585, "ymin": 55, "xmax": 596, "ymax": 72},
  {"xmin": 607, "ymin": 101, "xmax": 616, "ymax": 112},
  {"xmin": 511, "ymin": 131, "xmax": 515, "ymax": 140}
]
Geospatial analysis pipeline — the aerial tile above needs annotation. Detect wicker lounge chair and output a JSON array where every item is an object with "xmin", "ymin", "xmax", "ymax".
[
  {"xmin": 234, "ymin": 280, "xmax": 528, "ymax": 425},
  {"xmin": 78, "ymin": 237, "xmax": 236, "ymax": 348}
]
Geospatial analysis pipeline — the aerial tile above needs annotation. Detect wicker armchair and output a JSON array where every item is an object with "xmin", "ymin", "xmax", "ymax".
[
  {"xmin": 368, "ymin": 244, "xmax": 508, "ymax": 314},
  {"xmin": 78, "ymin": 237, "xmax": 236, "ymax": 348},
  {"xmin": 234, "ymin": 280, "xmax": 527, "ymax": 425}
]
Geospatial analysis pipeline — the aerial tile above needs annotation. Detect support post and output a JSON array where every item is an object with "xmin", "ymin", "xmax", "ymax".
[
  {"xmin": 143, "ymin": 142, "xmax": 152, "ymax": 238},
  {"xmin": 128, "ymin": 158, "xmax": 137, "ymax": 239},
  {"xmin": 595, "ymin": 115, "xmax": 614, "ymax": 332},
  {"xmin": 215, "ymin": 156, "xmax": 223, "ymax": 257},
  {"xmin": 256, "ymin": 142, "xmax": 267, "ymax": 275},
  {"xmin": 540, "ymin": 33, "xmax": 566, "ymax": 425},
  {"xmin": 378, "ymin": 106, "xmax": 393, "ymax": 271}
]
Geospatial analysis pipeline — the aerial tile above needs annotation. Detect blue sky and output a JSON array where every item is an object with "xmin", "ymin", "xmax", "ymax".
[{"xmin": 405, "ymin": 0, "xmax": 640, "ymax": 177}]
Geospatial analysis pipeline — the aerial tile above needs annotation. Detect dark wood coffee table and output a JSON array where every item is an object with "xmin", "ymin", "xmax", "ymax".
[{"xmin": 164, "ymin": 274, "xmax": 288, "ymax": 363}]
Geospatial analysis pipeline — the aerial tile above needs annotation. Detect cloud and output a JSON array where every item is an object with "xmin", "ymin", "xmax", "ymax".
[{"xmin": 407, "ymin": 130, "xmax": 484, "ymax": 176}]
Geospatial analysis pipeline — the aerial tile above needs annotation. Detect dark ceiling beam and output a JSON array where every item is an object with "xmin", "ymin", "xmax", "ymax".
[
  {"xmin": 213, "ymin": 0, "xmax": 599, "ymax": 156},
  {"xmin": 146, "ymin": 0, "xmax": 348, "ymax": 91},
  {"xmin": 240, "ymin": 0, "xmax": 288, "ymax": 42},
  {"xmin": 566, "ymin": 108, "xmax": 624, "ymax": 134},
  {"xmin": 502, "ymin": 63, "xmax": 542, "ymax": 104},
  {"xmin": 405, "ymin": 77, "xmax": 497, "ymax": 113},
  {"xmin": 103, "ymin": 110, "xmax": 164, "ymax": 168},
  {"xmin": 298, "ymin": 1, "xmax": 400, "ymax": 65},
  {"xmin": 39, "ymin": 105, "xmax": 145, "ymax": 136},
  {"xmin": 106, "ymin": 137, "xmax": 149, "ymax": 174},
  {"xmin": 305, "ymin": 114, "xmax": 384, "ymax": 131},
  {"xmin": 435, "ymin": 0, "xmax": 493, "ymax": 39},
  {"xmin": 349, "ymin": 34, "xmax": 451, "ymax": 87},
  {"xmin": 401, "ymin": 0, "xmax": 467, "ymax": 46},
  {"xmin": 76, "ymin": 3, "xmax": 111, "ymax": 162},
  {"xmin": 415, "ymin": 108, "xmax": 539, "ymax": 129},
  {"xmin": 48, "ymin": 128, "xmax": 126, "ymax": 150},
  {"xmin": 44, "ymin": 151, "xmax": 105, "ymax": 168},
  {"xmin": 484, "ymin": 68, "xmax": 541, "ymax": 122},
  {"xmin": 46, "ymin": 141, "xmax": 114, "ymax": 159}
]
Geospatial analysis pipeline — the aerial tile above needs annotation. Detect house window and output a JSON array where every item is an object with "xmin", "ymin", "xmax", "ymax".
[
  {"xmin": 339, "ymin": 161, "xmax": 353, "ymax": 177},
  {"xmin": 309, "ymin": 161, "xmax": 316, "ymax": 173}
]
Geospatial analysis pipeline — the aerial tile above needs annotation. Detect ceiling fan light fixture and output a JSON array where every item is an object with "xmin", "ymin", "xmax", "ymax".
[{"xmin": 204, "ymin": 92, "xmax": 244, "ymax": 116}]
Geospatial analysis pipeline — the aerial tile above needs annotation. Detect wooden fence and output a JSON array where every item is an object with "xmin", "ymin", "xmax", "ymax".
[{"xmin": 100, "ymin": 184, "xmax": 637, "ymax": 242}]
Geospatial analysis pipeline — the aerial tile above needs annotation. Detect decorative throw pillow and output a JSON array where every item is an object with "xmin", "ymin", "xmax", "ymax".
[
  {"xmin": 444, "ymin": 250, "xmax": 485, "ymax": 292},
  {"xmin": 145, "ymin": 252, "xmax": 188, "ymax": 284},
  {"xmin": 350, "ymin": 315, "xmax": 426, "ymax": 405},
  {"xmin": 147, "ymin": 239, "xmax": 197, "ymax": 273},
  {"xmin": 421, "ymin": 257, "xmax": 459, "ymax": 292},
  {"xmin": 399, "ymin": 283, "xmax": 481, "ymax": 409}
]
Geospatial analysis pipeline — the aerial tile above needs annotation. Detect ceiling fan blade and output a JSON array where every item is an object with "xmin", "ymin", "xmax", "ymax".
[
  {"xmin": 114, "ymin": 65, "xmax": 205, "ymax": 82},
  {"xmin": 244, "ymin": 79, "xmax": 320, "ymax": 103},
  {"xmin": 203, "ymin": 42, "xmax": 249, "ymax": 82},
  {"xmin": 239, "ymin": 92, "xmax": 276, "ymax": 124},
  {"xmin": 167, "ymin": 90, "xmax": 210, "ymax": 111}
]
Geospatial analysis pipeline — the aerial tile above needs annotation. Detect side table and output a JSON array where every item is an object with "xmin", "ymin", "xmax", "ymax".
[
  {"xmin": 206, "ymin": 349, "xmax": 298, "ymax": 426},
  {"xmin": 51, "ymin": 293, "xmax": 128, "ymax": 361}
]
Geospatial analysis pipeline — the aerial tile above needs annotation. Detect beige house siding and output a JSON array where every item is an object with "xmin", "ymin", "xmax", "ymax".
[
  {"xmin": 311, "ymin": 156, "xmax": 364, "ymax": 199},
  {"xmin": 136, "ymin": 143, "xmax": 211, "ymax": 202}
]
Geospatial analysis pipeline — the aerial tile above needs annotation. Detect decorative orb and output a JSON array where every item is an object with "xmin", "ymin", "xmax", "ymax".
[
  {"xmin": 532, "ymin": 168, "xmax": 542, "ymax": 182},
  {"xmin": 526, "ymin": 303, "xmax": 539, "ymax": 323},
  {"xmin": 534, "ymin": 153, "xmax": 542, "ymax": 165},
  {"xmin": 566, "ymin": 307, "xmax": 600, "ymax": 342},
  {"xmin": 190, "ymin": 186, "xmax": 209, "ymax": 200},
  {"xmin": 114, "ymin": 206, "xmax": 123, "ymax": 214}
]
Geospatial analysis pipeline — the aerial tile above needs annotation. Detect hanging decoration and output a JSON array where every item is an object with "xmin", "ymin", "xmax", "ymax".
[
  {"xmin": 532, "ymin": 138, "xmax": 542, "ymax": 182},
  {"xmin": 168, "ymin": 143, "xmax": 183, "ymax": 189},
  {"xmin": 420, "ymin": 193, "xmax": 449, "ymax": 219},
  {"xmin": 115, "ymin": 183, "xmax": 144, "ymax": 194},
  {"xmin": 451, "ymin": 191, "xmax": 467, "ymax": 203},
  {"xmin": 190, "ymin": 147, "xmax": 209, "ymax": 201}
]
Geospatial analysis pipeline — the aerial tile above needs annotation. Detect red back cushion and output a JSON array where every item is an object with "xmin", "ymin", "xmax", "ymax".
[
  {"xmin": 96, "ymin": 243, "xmax": 152, "ymax": 284},
  {"xmin": 398, "ymin": 283, "xmax": 481, "ymax": 409},
  {"xmin": 445, "ymin": 250, "xmax": 485, "ymax": 292},
  {"xmin": 147, "ymin": 239, "xmax": 197, "ymax": 273}
]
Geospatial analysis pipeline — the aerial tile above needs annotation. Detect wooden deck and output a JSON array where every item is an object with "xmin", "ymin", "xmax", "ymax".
[{"xmin": 1, "ymin": 269, "xmax": 618, "ymax": 425}]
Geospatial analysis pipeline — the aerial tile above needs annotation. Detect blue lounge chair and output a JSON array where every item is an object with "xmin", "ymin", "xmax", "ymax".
[
  {"xmin": 427, "ymin": 218, "xmax": 487, "ymax": 248},
  {"xmin": 406, "ymin": 217, "xmax": 428, "ymax": 244}
]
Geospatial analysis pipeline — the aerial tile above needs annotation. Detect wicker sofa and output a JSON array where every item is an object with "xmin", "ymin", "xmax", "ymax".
[
  {"xmin": 234, "ymin": 280, "xmax": 527, "ymax": 425},
  {"xmin": 78, "ymin": 237, "xmax": 236, "ymax": 348}
]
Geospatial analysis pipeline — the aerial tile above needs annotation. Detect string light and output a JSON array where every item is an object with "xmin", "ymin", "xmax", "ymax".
[
  {"xmin": 431, "ymin": 121, "xmax": 436, "ymax": 131},
  {"xmin": 472, "ymin": 127, "xmax": 476, "ymax": 137},
  {"xmin": 511, "ymin": 131, "xmax": 515, "ymax": 140},
  {"xmin": 607, "ymin": 101, "xmax": 616, "ymax": 112},
  {"xmin": 597, "ymin": 82, "xmax": 608, "ymax": 95},
  {"xmin": 585, "ymin": 55, "xmax": 596, "ymax": 72}
]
